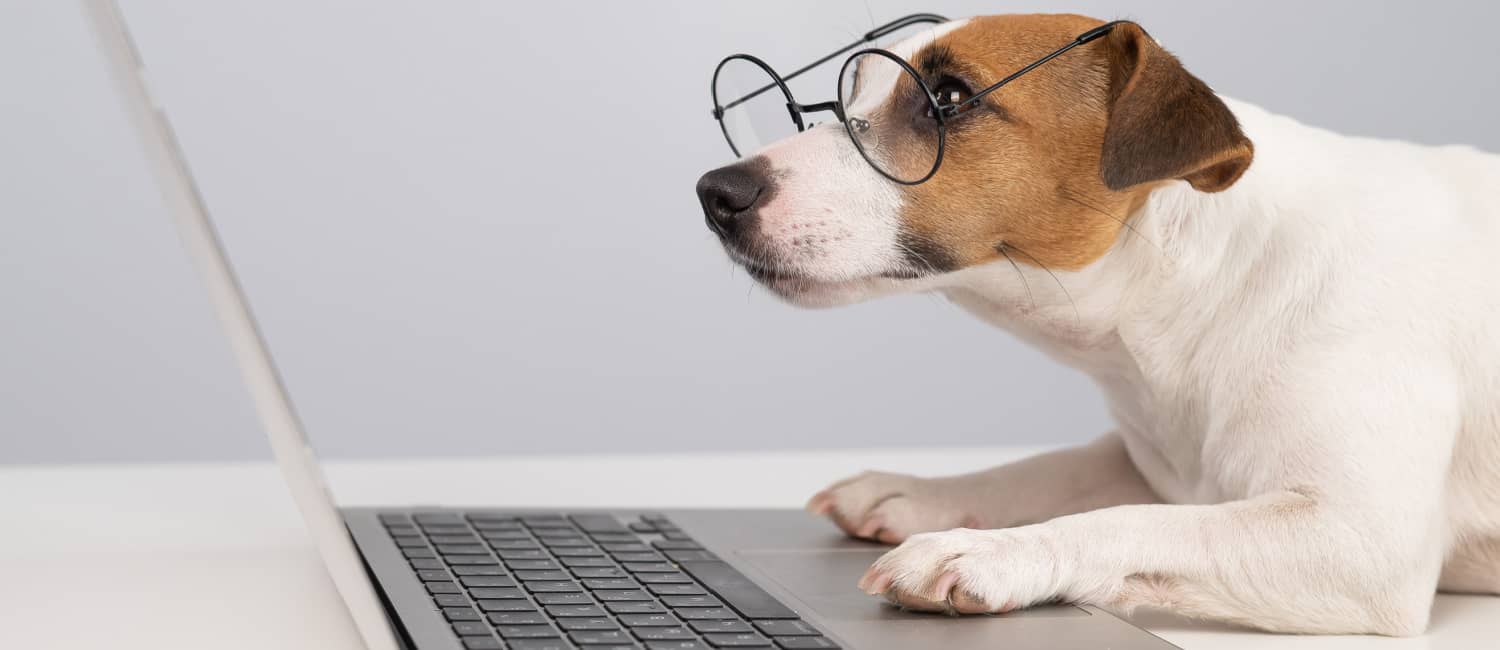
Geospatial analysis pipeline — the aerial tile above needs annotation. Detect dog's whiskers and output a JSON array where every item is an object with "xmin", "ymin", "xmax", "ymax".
[
  {"xmin": 1000, "ymin": 242, "xmax": 1081, "ymax": 326},
  {"xmin": 1057, "ymin": 186, "xmax": 1167, "ymax": 259},
  {"xmin": 996, "ymin": 244, "xmax": 1037, "ymax": 312}
]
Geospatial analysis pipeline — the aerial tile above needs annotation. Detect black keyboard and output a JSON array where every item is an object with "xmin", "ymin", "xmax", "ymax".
[{"xmin": 382, "ymin": 512, "xmax": 840, "ymax": 650}]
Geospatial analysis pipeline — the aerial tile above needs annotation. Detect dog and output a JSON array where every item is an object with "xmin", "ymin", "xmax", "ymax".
[{"xmin": 694, "ymin": 14, "xmax": 1500, "ymax": 636}]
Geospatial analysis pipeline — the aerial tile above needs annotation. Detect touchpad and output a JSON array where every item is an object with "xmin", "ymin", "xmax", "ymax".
[{"xmin": 736, "ymin": 549, "xmax": 1091, "ymax": 650}]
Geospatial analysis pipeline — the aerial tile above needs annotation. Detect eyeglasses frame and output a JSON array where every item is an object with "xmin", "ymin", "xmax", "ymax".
[{"xmin": 711, "ymin": 14, "xmax": 1126, "ymax": 185}]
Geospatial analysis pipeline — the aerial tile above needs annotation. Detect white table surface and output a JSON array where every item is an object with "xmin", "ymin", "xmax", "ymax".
[{"xmin": 1, "ymin": 448, "xmax": 1495, "ymax": 650}]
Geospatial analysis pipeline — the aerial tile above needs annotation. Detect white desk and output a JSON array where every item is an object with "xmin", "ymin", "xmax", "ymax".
[{"xmin": 1, "ymin": 448, "xmax": 1494, "ymax": 649}]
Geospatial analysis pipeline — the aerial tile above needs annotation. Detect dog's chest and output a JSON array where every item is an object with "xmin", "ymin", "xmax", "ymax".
[{"xmin": 946, "ymin": 289, "xmax": 1222, "ymax": 503}]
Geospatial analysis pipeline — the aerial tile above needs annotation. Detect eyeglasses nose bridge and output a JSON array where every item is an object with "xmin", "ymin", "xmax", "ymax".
[{"xmin": 788, "ymin": 100, "xmax": 846, "ymax": 127}]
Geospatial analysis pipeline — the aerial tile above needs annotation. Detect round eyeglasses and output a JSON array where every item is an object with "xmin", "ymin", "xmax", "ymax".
[{"xmin": 710, "ymin": 14, "xmax": 1123, "ymax": 185}]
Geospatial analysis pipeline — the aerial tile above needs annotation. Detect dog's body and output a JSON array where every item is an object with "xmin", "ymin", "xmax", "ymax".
[{"xmin": 697, "ymin": 14, "xmax": 1500, "ymax": 635}]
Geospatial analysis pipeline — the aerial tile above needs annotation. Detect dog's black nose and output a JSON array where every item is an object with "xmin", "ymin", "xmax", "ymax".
[{"xmin": 696, "ymin": 162, "xmax": 767, "ymax": 239}]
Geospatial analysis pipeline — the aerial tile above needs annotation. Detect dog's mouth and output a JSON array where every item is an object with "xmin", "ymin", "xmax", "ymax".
[{"xmin": 724, "ymin": 247, "xmax": 923, "ymax": 308}]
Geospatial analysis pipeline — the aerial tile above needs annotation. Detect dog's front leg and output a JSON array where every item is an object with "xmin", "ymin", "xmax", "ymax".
[
  {"xmin": 860, "ymin": 372, "xmax": 1458, "ymax": 636},
  {"xmin": 807, "ymin": 433, "xmax": 1159, "ymax": 543}
]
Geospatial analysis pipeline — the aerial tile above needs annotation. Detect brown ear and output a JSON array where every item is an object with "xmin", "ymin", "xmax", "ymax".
[{"xmin": 1098, "ymin": 22, "xmax": 1253, "ymax": 193}]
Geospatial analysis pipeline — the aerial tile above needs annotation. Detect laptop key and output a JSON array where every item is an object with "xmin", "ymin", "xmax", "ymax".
[
  {"xmin": 652, "ymin": 540, "xmax": 704, "ymax": 551},
  {"xmin": 508, "ymin": 641, "xmax": 575, "ymax": 650},
  {"xmin": 528, "ymin": 580, "xmax": 585, "ymax": 593},
  {"xmin": 612, "ymin": 552, "xmax": 666, "ymax": 563},
  {"xmin": 636, "ymin": 573, "xmax": 693, "ymax": 585},
  {"xmin": 430, "ymin": 535, "xmax": 483, "ymax": 544},
  {"xmin": 427, "ymin": 582, "xmax": 463, "ymax": 594},
  {"xmin": 569, "ymin": 630, "xmax": 631, "ymax": 645},
  {"xmin": 571, "ymin": 514, "xmax": 630, "ymax": 534},
  {"xmin": 467, "ymin": 512, "xmax": 520, "ymax": 521},
  {"xmin": 482, "ymin": 530, "xmax": 532, "ymax": 540},
  {"xmin": 623, "ymin": 562, "xmax": 677, "ymax": 573},
  {"xmin": 536, "ymin": 592, "xmax": 593, "ymax": 605},
  {"xmin": 634, "ymin": 627, "xmax": 696, "ymax": 640},
  {"xmin": 480, "ymin": 600, "xmax": 540, "ymax": 612},
  {"xmin": 433, "ymin": 594, "xmax": 470, "ymax": 607},
  {"xmin": 489, "ymin": 611, "xmax": 549, "ymax": 625},
  {"xmin": 498, "ymin": 625, "xmax": 561, "ymax": 639},
  {"xmin": 702, "ymin": 633, "xmax": 772, "ymax": 647},
  {"xmin": 553, "ymin": 547, "xmax": 606, "ymax": 558},
  {"xmin": 646, "ymin": 642, "xmax": 707, "ymax": 650},
  {"xmin": 490, "ymin": 539, "xmax": 542, "ymax": 550},
  {"xmin": 470, "ymin": 587, "xmax": 526, "ymax": 599},
  {"xmin": 664, "ymin": 551, "xmax": 718, "ymax": 562},
  {"xmin": 582, "ymin": 578, "xmax": 641, "ymax": 590},
  {"xmin": 418, "ymin": 570, "xmax": 452, "ymax": 581},
  {"xmin": 396, "ymin": 537, "xmax": 430, "ymax": 548},
  {"xmin": 677, "ymin": 561, "xmax": 798, "ymax": 620},
  {"xmin": 773, "ymin": 637, "xmax": 839, "ymax": 649},
  {"xmin": 649, "ymin": 584, "xmax": 707, "ymax": 596},
  {"xmin": 591, "ymin": 533, "xmax": 640, "ymax": 543},
  {"xmin": 461, "ymin": 636, "xmax": 504, "ymax": 650},
  {"xmin": 562, "ymin": 557, "xmax": 616, "ymax": 568},
  {"xmin": 380, "ymin": 513, "xmax": 412, "ymax": 524},
  {"xmin": 404, "ymin": 548, "xmax": 437, "ymax": 559},
  {"xmin": 416, "ymin": 513, "xmax": 465, "ymax": 524},
  {"xmin": 629, "ymin": 521, "xmax": 658, "ymax": 533},
  {"xmin": 674, "ymin": 608, "xmax": 737, "ymax": 621},
  {"xmin": 462, "ymin": 576, "xmax": 518, "ymax": 588},
  {"xmin": 508, "ymin": 559, "xmax": 562, "ymax": 570},
  {"xmin": 521, "ymin": 515, "xmax": 568, "ymax": 524},
  {"xmin": 440, "ymin": 544, "xmax": 492, "ymax": 555},
  {"xmin": 410, "ymin": 559, "xmax": 445, "ymax": 570},
  {"xmin": 593, "ymin": 589, "xmax": 653, "ymax": 602},
  {"xmin": 691, "ymin": 621, "xmax": 753, "ymax": 634},
  {"xmin": 454, "ymin": 565, "xmax": 507, "ymax": 576},
  {"xmin": 543, "ymin": 537, "xmax": 597, "ymax": 548},
  {"xmin": 605, "ymin": 601, "xmax": 668, "ymax": 614},
  {"xmin": 473, "ymin": 520, "xmax": 524, "ymax": 531},
  {"xmin": 600, "ymin": 543, "xmax": 651, "ymax": 553},
  {"xmin": 752, "ymin": 621, "xmax": 818, "ymax": 637},
  {"xmin": 546, "ymin": 604, "xmax": 608, "ymax": 618},
  {"xmin": 619, "ymin": 613, "xmax": 682, "ymax": 627},
  {"xmin": 663, "ymin": 532, "xmax": 695, "ymax": 541},
  {"xmin": 661, "ymin": 595, "xmax": 722, "ymax": 608},
  {"xmin": 444, "ymin": 607, "xmax": 483, "ymax": 622},
  {"xmin": 557, "ymin": 617, "xmax": 620, "ymax": 631},
  {"xmin": 452, "ymin": 621, "xmax": 491, "ymax": 636},
  {"xmin": 573, "ymin": 567, "xmax": 628, "ymax": 579},
  {"xmin": 449, "ymin": 556, "xmax": 501, "ymax": 565},
  {"xmin": 516, "ymin": 570, "xmax": 571, "ymax": 581},
  {"xmin": 498, "ymin": 549, "xmax": 548, "ymax": 560}
]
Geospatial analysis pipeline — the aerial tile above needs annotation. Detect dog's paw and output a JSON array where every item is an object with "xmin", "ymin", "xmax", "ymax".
[
  {"xmin": 856, "ymin": 527, "xmax": 1066, "ymax": 614},
  {"xmin": 806, "ymin": 471, "xmax": 980, "ymax": 543}
]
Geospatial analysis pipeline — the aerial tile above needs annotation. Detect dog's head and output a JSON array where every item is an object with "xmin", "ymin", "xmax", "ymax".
[{"xmin": 696, "ymin": 14, "xmax": 1252, "ymax": 307}]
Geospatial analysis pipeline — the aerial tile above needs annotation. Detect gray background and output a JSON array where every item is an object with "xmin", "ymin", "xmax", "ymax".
[{"xmin": 3, "ymin": 1, "xmax": 1497, "ymax": 464}]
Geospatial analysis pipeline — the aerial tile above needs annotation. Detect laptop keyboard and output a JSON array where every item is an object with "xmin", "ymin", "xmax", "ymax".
[{"xmin": 381, "ymin": 512, "xmax": 840, "ymax": 650}]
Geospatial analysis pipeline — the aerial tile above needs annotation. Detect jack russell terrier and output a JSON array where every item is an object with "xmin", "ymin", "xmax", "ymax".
[{"xmin": 695, "ymin": 14, "xmax": 1500, "ymax": 636}]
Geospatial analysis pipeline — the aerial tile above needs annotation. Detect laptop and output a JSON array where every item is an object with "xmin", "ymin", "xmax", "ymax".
[{"xmin": 79, "ymin": 2, "xmax": 1178, "ymax": 648}]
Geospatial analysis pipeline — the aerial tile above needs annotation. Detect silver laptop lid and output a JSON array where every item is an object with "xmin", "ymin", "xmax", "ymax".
[{"xmin": 79, "ymin": 2, "xmax": 400, "ymax": 648}]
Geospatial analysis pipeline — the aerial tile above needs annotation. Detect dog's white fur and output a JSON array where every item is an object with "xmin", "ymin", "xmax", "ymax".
[{"xmin": 761, "ymin": 61, "xmax": 1500, "ymax": 633}]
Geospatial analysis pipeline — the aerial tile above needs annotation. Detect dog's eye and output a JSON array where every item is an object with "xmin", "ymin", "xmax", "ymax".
[{"xmin": 927, "ymin": 77, "xmax": 973, "ymax": 117}]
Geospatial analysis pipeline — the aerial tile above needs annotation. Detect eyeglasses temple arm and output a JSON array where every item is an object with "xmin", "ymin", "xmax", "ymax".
[
  {"xmin": 717, "ymin": 14, "xmax": 950, "ymax": 114},
  {"xmin": 863, "ymin": 13, "xmax": 950, "ymax": 41},
  {"xmin": 778, "ymin": 13, "xmax": 949, "ymax": 86},
  {"xmin": 948, "ymin": 20, "xmax": 1126, "ymax": 115}
]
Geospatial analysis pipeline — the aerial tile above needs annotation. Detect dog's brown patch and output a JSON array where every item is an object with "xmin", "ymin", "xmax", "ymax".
[{"xmin": 895, "ymin": 15, "xmax": 1253, "ymax": 272}]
